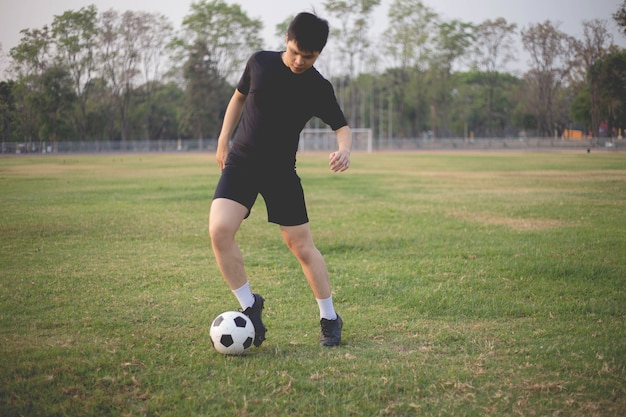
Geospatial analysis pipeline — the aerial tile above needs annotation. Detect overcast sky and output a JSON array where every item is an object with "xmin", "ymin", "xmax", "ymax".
[{"xmin": 1, "ymin": 0, "xmax": 624, "ymax": 77}]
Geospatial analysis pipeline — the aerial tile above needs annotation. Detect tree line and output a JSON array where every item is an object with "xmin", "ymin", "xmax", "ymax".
[{"xmin": 1, "ymin": 0, "xmax": 625, "ymax": 151}]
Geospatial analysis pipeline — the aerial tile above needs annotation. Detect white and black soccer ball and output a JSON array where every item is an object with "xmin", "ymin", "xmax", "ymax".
[{"xmin": 210, "ymin": 311, "xmax": 255, "ymax": 355}]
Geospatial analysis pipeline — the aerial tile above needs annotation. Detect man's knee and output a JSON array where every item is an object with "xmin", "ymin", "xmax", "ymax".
[
  {"xmin": 209, "ymin": 221, "xmax": 231, "ymax": 246},
  {"xmin": 288, "ymin": 238, "xmax": 320, "ymax": 263},
  {"xmin": 210, "ymin": 199, "xmax": 246, "ymax": 246}
]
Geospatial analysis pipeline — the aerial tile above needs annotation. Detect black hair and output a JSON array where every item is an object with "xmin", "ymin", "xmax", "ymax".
[{"xmin": 287, "ymin": 12, "xmax": 330, "ymax": 53}]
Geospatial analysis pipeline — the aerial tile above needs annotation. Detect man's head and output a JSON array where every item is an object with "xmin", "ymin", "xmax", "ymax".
[
  {"xmin": 287, "ymin": 12, "xmax": 330, "ymax": 54},
  {"xmin": 283, "ymin": 12, "xmax": 329, "ymax": 74}
]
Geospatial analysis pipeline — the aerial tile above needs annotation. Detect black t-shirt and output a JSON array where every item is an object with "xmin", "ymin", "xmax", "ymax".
[{"xmin": 230, "ymin": 51, "xmax": 347, "ymax": 168}]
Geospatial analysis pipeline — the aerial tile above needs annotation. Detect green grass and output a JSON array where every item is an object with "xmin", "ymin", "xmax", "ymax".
[{"xmin": 1, "ymin": 151, "xmax": 625, "ymax": 416}]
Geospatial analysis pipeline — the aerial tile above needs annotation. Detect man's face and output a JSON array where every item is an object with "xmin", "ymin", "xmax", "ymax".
[{"xmin": 282, "ymin": 38, "xmax": 320, "ymax": 74}]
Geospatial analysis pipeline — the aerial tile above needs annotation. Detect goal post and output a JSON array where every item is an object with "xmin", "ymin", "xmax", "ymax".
[{"xmin": 299, "ymin": 128, "xmax": 373, "ymax": 153}]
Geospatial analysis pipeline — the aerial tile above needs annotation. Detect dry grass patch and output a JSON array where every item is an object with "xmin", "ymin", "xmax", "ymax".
[{"xmin": 447, "ymin": 209, "xmax": 571, "ymax": 231}]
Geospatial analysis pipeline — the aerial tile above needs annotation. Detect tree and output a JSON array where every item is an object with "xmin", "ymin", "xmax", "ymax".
[
  {"xmin": 0, "ymin": 42, "xmax": 9, "ymax": 80},
  {"xmin": 428, "ymin": 19, "xmax": 475, "ymax": 137},
  {"xmin": 180, "ymin": 39, "xmax": 231, "ymax": 142},
  {"xmin": 452, "ymin": 71, "xmax": 522, "ymax": 138},
  {"xmin": 134, "ymin": 12, "xmax": 174, "ymax": 140},
  {"xmin": 273, "ymin": 16, "xmax": 294, "ymax": 50},
  {"xmin": 51, "ymin": 5, "xmax": 99, "ymax": 141},
  {"xmin": 323, "ymin": 0, "xmax": 381, "ymax": 128},
  {"xmin": 97, "ymin": 10, "xmax": 174, "ymax": 143},
  {"xmin": 572, "ymin": 19, "xmax": 614, "ymax": 138},
  {"xmin": 472, "ymin": 18, "xmax": 518, "ymax": 136},
  {"xmin": 591, "ymin": 51, "xmax": 626, "ymax": 137},
  {"xmin": 178, "ymin": 0, "xmax": 263, "ymax": 83},
  {"xmin": 9, "ymin": 26, "xmax": 52, "ymax": 145},
  {"xmin": 146, "ymin": 82, "xmax": 185, "ymax": 143},
  {"xmin": 176, "ymin": 0, "xmax": 263, "ymax": 144},
  {"xmin": 382, "ymin": 0, "xmax": 438, "ymax": 137},
  {"xmin": 383, "ymin": 0, "xmax": 437, "ymax": 70},
  {"xmin": 521, "ymin": 21, "xmax": 576, "ymax": 136},
  {"xmin": 9, "ymin": 27, "xmax": 51, "ymax": 78},
  {"xmin": 84, "ymin": 77, "xmax": 113, "ymax": 142},
  {"xmin": 35, "ymin": 65, "xmax": 75, "ymax": 149},
  {"xmin": 614, "ymin": 1, "xmax": 626, "ymax": 38},
  {"xmin": 99, "ymin": 9, "xmax": 165, "ymax": 144},
  {"xmin": 99, "ymin": 9, "xmax": 136, "ymax": 143},
  {"xmin": 570, "ymin": 85, "xmax": 592, "ymax": 130},
  {"xmin": 324, "ymin": 0, "xmax": 380, "ymax": 78},
  {"xmin": 0, "ymin": 81, "xmax": 18, "ymax": 146}
]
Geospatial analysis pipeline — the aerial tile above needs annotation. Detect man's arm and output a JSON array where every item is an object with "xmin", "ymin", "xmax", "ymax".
[
  {"xmin": 329, "ymin": 125, "xmax": 352, "ymax": 172},
  {"xmin": 216, "ymin": 89, "xmax": 247, "ymax": 170}
]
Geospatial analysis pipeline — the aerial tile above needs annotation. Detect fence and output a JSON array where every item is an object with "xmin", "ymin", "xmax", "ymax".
[
  {"xmin": 373, "ymin": 136, "xmax": 623, "ymax": 151},
  {"xmin": 2, "ymin": 138, "xmax": 217, "ymax": 154},
  {"xmin": 2, "ymin": 136, "xmax": 623, "ymax": 155}
]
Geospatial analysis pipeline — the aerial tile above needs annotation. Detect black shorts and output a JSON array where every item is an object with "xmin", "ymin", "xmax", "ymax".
[{"xmin": 213, "ymin": 161, "xmax": 309, "ymax": 226}]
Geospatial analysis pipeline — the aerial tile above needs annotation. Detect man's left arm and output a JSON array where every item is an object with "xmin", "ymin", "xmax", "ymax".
[{"xmin": 329, "ymin": 125, "xmax": 352, "ymax": 172}]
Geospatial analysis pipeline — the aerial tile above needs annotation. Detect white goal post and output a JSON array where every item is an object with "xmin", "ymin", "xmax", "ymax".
[{"xmin": 299, "ymin": 128, "xmax": 373, "ymax": 153}]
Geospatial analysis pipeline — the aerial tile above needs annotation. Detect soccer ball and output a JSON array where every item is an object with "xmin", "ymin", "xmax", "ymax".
[{"xmin": 210, "ymin": 311, "xmax": 255, "ymax": 355}]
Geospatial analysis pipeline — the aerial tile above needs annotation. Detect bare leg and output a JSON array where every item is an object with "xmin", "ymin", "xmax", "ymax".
[
  {"xmin": 210, "ymin": 198, "xmax": 267, "ymax": 346},
  {"xmin": 280, "ymin": 223, "xmax": 332, "ymax": 299},
  {"xmin": 209, "ymin": 198, "xmax": 249, "ymax": 290}
]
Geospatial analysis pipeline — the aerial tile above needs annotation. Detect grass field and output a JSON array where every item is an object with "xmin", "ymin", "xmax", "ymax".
[{"xmin": 1, "ymin": 151, "xmax": 625, "ymax": 416}]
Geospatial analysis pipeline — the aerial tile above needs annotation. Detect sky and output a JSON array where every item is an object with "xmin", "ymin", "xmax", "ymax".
[{"xmin": 1, "ymin": 0, "xmax": 625, "ymax": 78}]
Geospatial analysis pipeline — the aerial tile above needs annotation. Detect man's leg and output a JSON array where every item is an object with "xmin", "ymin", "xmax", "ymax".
[
  {"xmin": 280, "ymin": 223, "xmax": 342, "ymax": 346},
  {"xmin": 209, "ymin": 198, "xmax": 249, "ymax": 291},
  {"xmin": 280, "ymin": 223, "xmax": 332, "ymax": 300},
  {"xmin": 209, "ymin": 198, "xmax": 266, "ymax": 346}
]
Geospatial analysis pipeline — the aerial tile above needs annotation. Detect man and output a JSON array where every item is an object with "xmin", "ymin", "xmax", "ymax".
[{"xmin": 209, "ymin": 12, "xmax": 352, "ymax": 348}]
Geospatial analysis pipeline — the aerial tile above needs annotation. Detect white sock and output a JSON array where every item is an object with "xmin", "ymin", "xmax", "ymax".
[
  {"xmin": 316, "ymin": 296, "xmax": 337, "ymax": 320},
  {"xmin": 232, "ymin": 282, "xmax": 255, "ymax": 310}
]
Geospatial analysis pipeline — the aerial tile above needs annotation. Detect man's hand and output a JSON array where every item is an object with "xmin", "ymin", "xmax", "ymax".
[
  {"xmin": 329, "ymin": 148, "xmax": 350, "ymax": 172},
  {"xmin": 216, "ymin": 143, "xmax": 229, "ymax": 170},
  {"xmin": 330, "ymin": 126, "xmax": 352, "ymax": 172}
]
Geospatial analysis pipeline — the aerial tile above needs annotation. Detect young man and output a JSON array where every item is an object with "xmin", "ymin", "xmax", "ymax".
[{"xmin": 209, "ymin": 12, "xmax": 352, "ymax": 347}]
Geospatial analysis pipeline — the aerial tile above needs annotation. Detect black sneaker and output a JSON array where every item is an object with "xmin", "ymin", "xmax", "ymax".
[
  {"xmin": 242, "ymin": 294, "xmax": 266, "ymax": 347},
  {"xmin": 320, "ymin": 314, "xmax": 342, "ymax": 347}
]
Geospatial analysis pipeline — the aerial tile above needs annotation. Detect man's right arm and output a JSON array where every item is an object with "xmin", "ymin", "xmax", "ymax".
[{"xmin": 216, "ymin": 89, "xmax": 247, "ymax": 170}]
